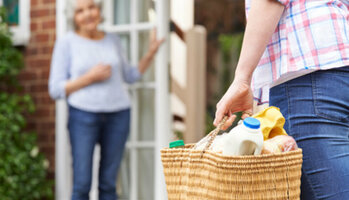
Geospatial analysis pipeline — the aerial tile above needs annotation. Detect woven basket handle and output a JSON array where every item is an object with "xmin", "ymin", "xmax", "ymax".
[{"xmin": 201, "ymin": 116, "xmax": 228, "ymax": 153}]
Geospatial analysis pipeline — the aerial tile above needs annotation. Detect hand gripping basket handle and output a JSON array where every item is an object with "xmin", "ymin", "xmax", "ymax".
[{"xmin": 201, "ymin": 116, "xmax": 228, "ymax": 154}]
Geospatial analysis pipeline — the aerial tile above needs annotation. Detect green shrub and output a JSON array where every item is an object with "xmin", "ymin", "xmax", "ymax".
[
  {"xmin": 206, "ymin": 33, "xmax": 244, "ymax": 131},
  {"xmin": 0, "ymin": 7, "xmax": 53, "ymax": 200},
  {"xmin": 218, "ymin": 33, "xmax": 244, "ymax": 95}
]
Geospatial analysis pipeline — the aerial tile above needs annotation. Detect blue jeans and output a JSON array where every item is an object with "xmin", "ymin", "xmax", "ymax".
[
  {"xmin": 270, "ymin": 66, "xmax": 349, "ymax": 200},
  {"xmin": 68, "ymin": 106, "xmax": 130, "ymax": 200}
]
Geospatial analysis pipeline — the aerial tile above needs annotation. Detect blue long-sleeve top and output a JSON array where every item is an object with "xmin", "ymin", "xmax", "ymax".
[{"xmin": 48, "ymin": 32, "xmax": 141, "ymax": 112}]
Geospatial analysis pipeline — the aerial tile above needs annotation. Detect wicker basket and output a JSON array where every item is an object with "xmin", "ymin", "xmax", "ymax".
[{"xmin": 161, "ymin": 118, "xmax": 303, "ymax": 200}]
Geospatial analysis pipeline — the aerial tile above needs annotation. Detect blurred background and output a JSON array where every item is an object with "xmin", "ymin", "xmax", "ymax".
[{"xmin": 0, "ymin": 0, "xmax": 245, "ymax": 199}]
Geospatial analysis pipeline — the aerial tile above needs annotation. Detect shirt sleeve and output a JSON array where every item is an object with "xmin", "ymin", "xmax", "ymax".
[
  {"xmin": 114, "ymin": 35, "xmax": 142, "ymax": 84},
  {"xmin": 48, "ymin": 36, "xmax": 71, "ymax": 100}
]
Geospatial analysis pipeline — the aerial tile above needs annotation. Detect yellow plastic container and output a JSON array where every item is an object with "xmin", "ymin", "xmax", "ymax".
[{"xmin": 252, "ymin": 106, "xmax": 288, "ymax": 140}]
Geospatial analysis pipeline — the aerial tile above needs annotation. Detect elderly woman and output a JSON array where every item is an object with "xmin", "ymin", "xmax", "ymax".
[{"xmin": 48, "ymin": 0, "xmax": 164, "ymax": 199}]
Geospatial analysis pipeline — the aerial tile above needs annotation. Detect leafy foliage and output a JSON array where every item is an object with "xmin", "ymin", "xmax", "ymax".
[
  {"xmin": 0, "ymin": 7, "xmax": 23, "ymax": 84},
  {"xmin": 218, "ymin": 33, "xmax": 244, "ymax": 94},
  {"xmin": 0, "ymin": 7, "xmax": 53, "ymax": 200},
  {"xmin": 206, "ymin": 33, "xmax": 244, "ymax": 131}
]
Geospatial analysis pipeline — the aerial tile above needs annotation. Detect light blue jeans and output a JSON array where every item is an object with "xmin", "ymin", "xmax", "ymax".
[
  {"xmin": 270, "ymin": 66, "xmax": 349, "ymax": 200},
  {"xmin": 68, "ymin": 106, "xmax": 130, "ymax": 200}
]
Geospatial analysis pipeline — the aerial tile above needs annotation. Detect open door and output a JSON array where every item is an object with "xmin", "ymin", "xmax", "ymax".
[{"xmin": 55, "ymin": 0, "xmax": 170, "ymax": 199}]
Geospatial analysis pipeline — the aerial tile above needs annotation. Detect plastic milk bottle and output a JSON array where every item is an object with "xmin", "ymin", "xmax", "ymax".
[{"xmin": 222, "ymin": 117, "xmax": 264, "ymax": 156}]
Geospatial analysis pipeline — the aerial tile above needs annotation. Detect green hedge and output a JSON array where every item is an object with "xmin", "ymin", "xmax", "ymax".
[{"xmin": 0, "ymin": 7, "xmax": 53, "ymax": 200}]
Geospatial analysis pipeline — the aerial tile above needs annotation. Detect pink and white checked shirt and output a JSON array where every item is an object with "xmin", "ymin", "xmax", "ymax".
[{"xmin": 245, "ymin": 0, "xmax": 349, "ymax": 104}]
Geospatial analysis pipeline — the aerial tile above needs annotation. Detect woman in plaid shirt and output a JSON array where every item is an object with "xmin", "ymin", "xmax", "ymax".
[{"xmin": 214, "ymin": 0, "xmax": 349, "ymax": 199}]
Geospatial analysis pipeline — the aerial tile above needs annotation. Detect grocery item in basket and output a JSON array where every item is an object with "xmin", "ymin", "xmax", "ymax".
[
  {"xmin": 209, "ymin": 133, "xmax": 227, "ymax": 153},
  {"xmin": 261, "ymin": 135, "xmax": 298, "ymax": 154},
  {"xmin": 261, "ymin": 140, "xmax": 281, "ymax": 154},
  {"xmin": 169, "ymin": 140, "xmax": 185, "ymax": 148},
  {"xmin": 252, "ymin": 106, "xmax": 288, "ymax": 140},
  {"xmin": 221, "ymin": 117, "xmax": 264, "ymax": 156},
  {"xmin": 193, "ymin": 133, "xmax": 210, "ymax": 150},
  {"xmin": 193, "ymin": 133, "xmax": 226, "ymax": 151}
]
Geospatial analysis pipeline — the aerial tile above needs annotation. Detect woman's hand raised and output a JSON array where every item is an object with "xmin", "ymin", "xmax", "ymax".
[
  {"xmin": 138, "ymin": 28, "xmax": 165, "ymax": 74},
  {"xmin": 148, "ymin": 28, "xmax": 165, "ymax": 55}
]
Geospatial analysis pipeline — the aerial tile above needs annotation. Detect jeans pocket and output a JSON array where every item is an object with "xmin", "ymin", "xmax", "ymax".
[{"xmin": 312, "ymin": 69, "xmax": 349, "ymax": 123}]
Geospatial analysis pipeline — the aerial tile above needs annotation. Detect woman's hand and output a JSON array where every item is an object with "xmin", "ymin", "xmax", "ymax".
[
  {"xmin": 138, "ymin": 28, "xmax": 165, "ymax": 74},
  {"xmin": 148, "ymin": 28, "xmax": 165, "ymax": 56},
  {"xmin": 213, "ymin": 0, "xmax": 285, "ymax": 130},
  {"xmin": 85, "ymin": 64, "xmax": 112, "ymax": 83},
  {"xmin": 214, "ymin": 78, "xmax": 254, "ymax": 130},
  {"xmin": 64, "ymin": 64, "xmax": 112, "ymax": 96}
]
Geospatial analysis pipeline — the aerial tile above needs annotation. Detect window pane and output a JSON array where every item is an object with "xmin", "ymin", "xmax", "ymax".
[
  {"xmin": 137, "ymin": 89, "xmax": 155, "ymax": 141},
  {"xmin": 138, "ymin": 31, "xmax": 155, "ymax": 82},
  {"xmin": 4, "ymin": 0, "xmax": 19, "ymax": 25},
  {"xmin": 117, "ymin": 148, "xmax": 130, "ymax": 199},
  {"xmin": 114, "ymin": 0, "xmax": 131, "ymax": 24},
  {"xmin": 118, "ymin": 33, "xmax": 131, "ymax": 60},
  {"xmin": 137, "ymin": 0, "xmax": 154, "ymax": 23},
  {"xmin": 137, "ymin": 149, "xmax": 154, "ymax": 200},
  {"xmin": 137, "ymin": 31, "xmax": 155, "ymax": 142}
]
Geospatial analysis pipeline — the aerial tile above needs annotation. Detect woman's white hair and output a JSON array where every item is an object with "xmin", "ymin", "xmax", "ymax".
[{"xmin": 65, "ymin": 0, "xmax": 103, "ymax": 30}]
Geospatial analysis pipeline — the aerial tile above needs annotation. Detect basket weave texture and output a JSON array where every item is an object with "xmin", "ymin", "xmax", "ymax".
[{"xmin": 161, "ymin": 144, "xmax": 303, "ymax": 200}]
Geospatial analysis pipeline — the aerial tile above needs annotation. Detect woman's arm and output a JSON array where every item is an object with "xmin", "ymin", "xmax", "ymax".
[
  {"xmin": 49, "ymin": 38, "xmax": 70, "ymax": 100},
  {"xmin": 64, "ymin": 64, "xmax": 111, "ymax": 96},
  {"xmin": 214, "ymin": 0, "xmax": 285, "ymax": 129},
  {"xmin": 64, "ymin": 30, "xmax": 164, "ymax": 95},
  {"xmin": 119, "ymin": 29, "xmax": 165, "ymax": 84},
  {"xmin": 138, "ymin": 29, "xmax": 165, "ymax": 74},
  {"xmin": 234, "ymin": 0, "xmax": 285, "ymax": 83},
  {"xmin": 49, "ymin": 36, "xmax": 112, "ymax": 99}
]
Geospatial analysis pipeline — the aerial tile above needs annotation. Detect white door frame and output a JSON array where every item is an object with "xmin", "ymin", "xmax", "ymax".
[
  {"xmin": 55, "ymin": 0, "xmax": 170, "ymax": 200},
  {"xmin": 55, "ymin": 1, "xmax": 71, "ymax": 199},
  {"xmin": 154, "ymin": 0, "xmax": 171, "ymax": 199}
]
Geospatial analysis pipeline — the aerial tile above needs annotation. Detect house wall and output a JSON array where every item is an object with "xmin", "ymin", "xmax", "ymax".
[{"xmin": 18, "ymin": 0, "xmax": 56, "ymax": 179}]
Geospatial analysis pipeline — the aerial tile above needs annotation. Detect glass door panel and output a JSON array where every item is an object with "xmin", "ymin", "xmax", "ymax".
[
  {"xmin": 108, "ymin": 1, "xmax": 158, "ymax": 199},
  {"xmin": 114, "ymin": 0, "xmax": 131, "ymax": 24},
  {"xmin": 137, "ymin": 149, "xmax": 155, "ymax": 200},
  {"xmin": 138, "ymin": 31, "xmax": 155, "ymax": 82},
  {"xmin": 118, "ymin": 33, "xmax": 131, "ymax": 60},
  {"xmin": 137, "ymin": 0, "xmax": 154, "ymax": 23},
  {"xmin": 117, "ymin": 148, "xmax": 130, "ymax": 200},
  {"xmin": 137, "ymin": 89, "xmax": 155, "ymax": 141}
]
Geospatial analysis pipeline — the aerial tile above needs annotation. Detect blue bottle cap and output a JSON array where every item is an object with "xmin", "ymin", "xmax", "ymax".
[{"xmin": 243, "ymin": 117, "xmax": 260, "ymax": 129}]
